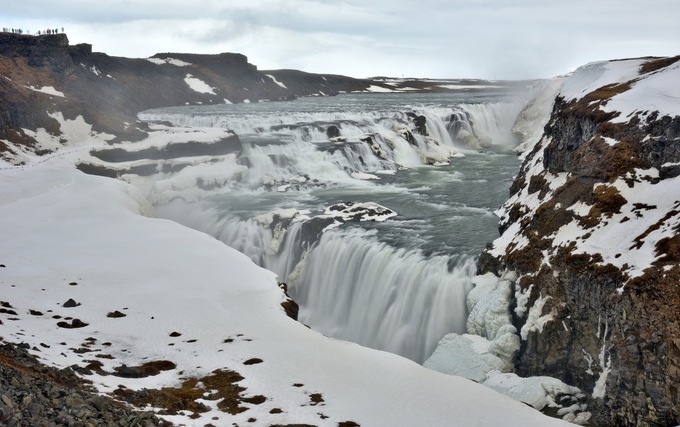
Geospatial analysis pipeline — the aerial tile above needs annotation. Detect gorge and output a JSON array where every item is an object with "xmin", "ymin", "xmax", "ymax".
[{"xmin": 1, "ymin": 32, "xmax": 679, "ymax": 427}]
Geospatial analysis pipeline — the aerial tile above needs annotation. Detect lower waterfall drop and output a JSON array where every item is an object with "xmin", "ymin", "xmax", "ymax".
[{"xmin": 292, "ymin": 227, "xmax": 476, "ymax": 363}]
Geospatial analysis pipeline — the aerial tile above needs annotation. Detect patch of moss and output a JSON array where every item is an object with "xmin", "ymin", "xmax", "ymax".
[
  {"xmin": 640, "ymin": 56, "xmax": 680, "ymax": 74},
  {"xmin": 581, "ymin": 185, "xmax": 627, "ymax": 228},
  {"xmin": 631, "ymin": 209, "xmax": 680, "ymax": 251}
]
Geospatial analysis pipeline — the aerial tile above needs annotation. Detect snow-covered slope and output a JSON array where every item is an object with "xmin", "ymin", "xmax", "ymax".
[{"xmin": 0, "ymin": 150, "xmax": 570, "ymax": 426}]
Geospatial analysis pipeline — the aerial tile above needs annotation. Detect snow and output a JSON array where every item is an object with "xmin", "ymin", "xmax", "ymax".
[
  {"xmin": 24, "ymin": 85, "xmax": 65, "ymax": 97},
  {"xmin": 184, "ymin": 73, "xmax": 216, "ymax": 95},
  {"xmin": 146, "ymin": 57, "xmax": 192, "ymax": 67},
  {"xmin": 557, "ymin": 57, "xmax": 680, "ymax": 124},
  {"xmin": 552, "ymin": 171, "xmax": 680, "ymax": 281},
  {"xmin": 492, "ymin": 58, "xmax": 680, "ymax": 288},
  {"xmin": 606, "ymin": 58, "xmax": 680, "ymax": 122},
  {"xmin": 438, "ymin": 84, "xmax": 503, "ymax": 90},
  {"xmin": 602, "ymin": 136, "xmax": 618, "ymax": 146},
  {"xmin": 323, "ymin": 201, "xmax": 397, "ymax": 222},
  {"xmin": 0, "ymin": 158, "xmax": 570, "ymax": 426},
  {"xmin": 255, "ymin": 208, "xmax": 305, "ymax": 228},
  {"xmin": 21, "ymin": 112, "xmax": 114, "ymax": 154},
  {"xmin": 364, "ymin": 85, "xmax": 395, "ymax": 93},
  {"xmin": 265, "ymin": 74, "xmax": 288, "ymax": 89},
  {"xmin": 558, "ymin": 59, "xmax": 645, "ymax": 102}
]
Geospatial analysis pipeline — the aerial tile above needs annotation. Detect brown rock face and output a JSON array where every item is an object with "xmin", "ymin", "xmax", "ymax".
[{"xmin": 480, "ymin": 57, "xmax": 680, "ymax": 426}]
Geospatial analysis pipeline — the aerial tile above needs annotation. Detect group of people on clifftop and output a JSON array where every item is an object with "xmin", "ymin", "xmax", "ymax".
[{"xmin": 2, "ymin": 27, "xmax": 64, "ymax": 35}]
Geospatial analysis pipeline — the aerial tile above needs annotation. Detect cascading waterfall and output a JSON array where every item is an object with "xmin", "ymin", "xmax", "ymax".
[
  {"xmin": 459, "ymin": 102, "xmax": 523, "ymax": 145},
  {"xmin": 141, "ymin": 92, "xmax": 523, "ymax": 365},
  {"xmin": 293, "ymin": 228, "xmax": 476, "ymax": 363}
]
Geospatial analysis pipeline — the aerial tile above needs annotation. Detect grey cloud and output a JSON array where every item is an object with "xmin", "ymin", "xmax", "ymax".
[{"xmin": 3, "ymin": 0, "xmax": 680, "ymax": 79}]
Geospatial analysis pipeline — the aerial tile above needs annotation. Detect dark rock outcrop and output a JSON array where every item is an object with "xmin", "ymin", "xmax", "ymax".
[
  {"xmin": 91, "ymin": 133, "xmax": 243, "ymax": 162},
  {"xmin": 0, "ymin": 341, "xmax": 166, "ymax": 426},
  {"xmin": 0, "ymin": 32, "xmax": 375, "ymax": 162}
]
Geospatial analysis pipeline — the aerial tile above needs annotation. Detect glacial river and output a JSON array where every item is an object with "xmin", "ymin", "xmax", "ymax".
[{"xmin": 140, "ymin": 90, "xmax": 524, "ymax": 362}]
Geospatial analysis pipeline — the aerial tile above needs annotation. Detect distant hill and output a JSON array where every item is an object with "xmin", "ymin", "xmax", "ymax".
[
  {"xmin": 0, "ymin": 33, "xmax": 375, "ymax": 159},
  {"xmin": 0, "ymin": 32, "xmax": 521, "ymax": 162}
]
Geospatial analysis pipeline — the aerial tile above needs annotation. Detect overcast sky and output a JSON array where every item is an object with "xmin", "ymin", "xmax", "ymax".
[{"xmin": 3, "ymin": 1, "xmax": 679, "ymax": 80}]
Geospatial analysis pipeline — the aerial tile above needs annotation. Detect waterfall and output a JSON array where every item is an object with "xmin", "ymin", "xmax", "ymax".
[
  {"xmin": 139, "ymin": 100, "xmax": 523, "ymax": 185},
  {"xmin": 157, "ymin": 197, "xmax": 478, "ymax": 363},
  {"xmin": 292, "ymin": 227, "xmax": 476, "ymax": 363},
  {"xmin": 459, "ymin": 102, "xmax": 524, "ymax": 146},
  {"xmin": 140, "ymin": 93, "xmax": 524, "ymax": 365}
]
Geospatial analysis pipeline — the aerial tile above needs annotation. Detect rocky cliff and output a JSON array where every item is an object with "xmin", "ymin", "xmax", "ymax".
[
  {"xmin": 0, "ymin": 32, "xmax": 376, "ymax": 162},
  {"xmin": 479, "ymin": 56, "xmax": 680, "ymax": 426}
]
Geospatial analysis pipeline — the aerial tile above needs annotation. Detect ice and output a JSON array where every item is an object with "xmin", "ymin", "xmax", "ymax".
[
  {"xmin": 520, "ymin": 293, "xmax": 554, "ymax": 340},
  {"xmin": 426, "ymin": 272, "xmax": 518, "ymax": 381},
  {"xmin": 484, "ymin": 373, "xmax": 580, "ymax": 409},
  {"xmin": 423, "ymin": 333, "xmax": 509, "ymax": 382},
  {"xmin": 351, "ymin": 171, "xmax": 380, "ymax": 180}
]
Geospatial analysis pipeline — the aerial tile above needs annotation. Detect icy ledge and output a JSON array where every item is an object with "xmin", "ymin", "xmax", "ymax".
[{"xmin": 424, "ymin": 271, "xmax": 590, "ymax": 424}]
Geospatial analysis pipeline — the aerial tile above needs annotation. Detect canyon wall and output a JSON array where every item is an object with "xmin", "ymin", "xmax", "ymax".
[{"xmin": 479, "ymin": 56, "xmax": 680, "ymax": 426}]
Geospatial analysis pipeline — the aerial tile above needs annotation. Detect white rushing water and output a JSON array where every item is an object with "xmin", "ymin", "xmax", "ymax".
[
  {"xmin": 298, "ymin": 228, "xmax": 477, "ymax": 362},
  {"xmin": 143, "ymin": 91, "xmax": 525, "ymax": 363}
]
